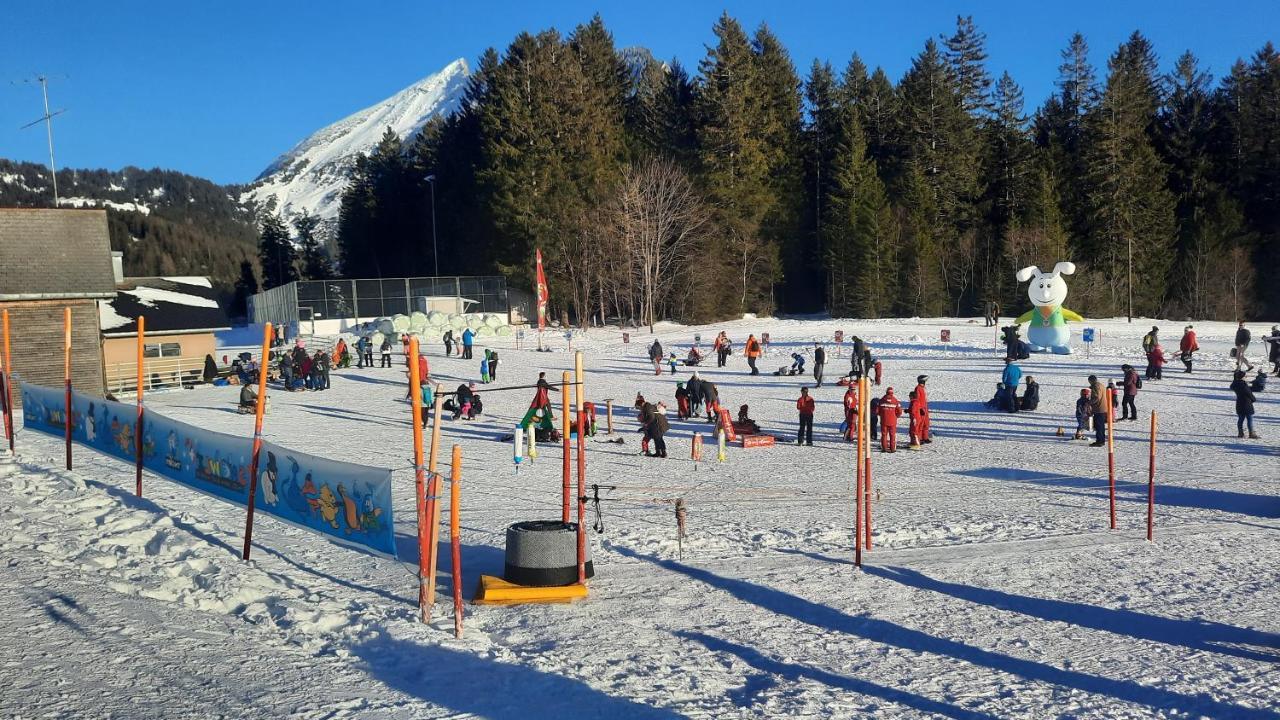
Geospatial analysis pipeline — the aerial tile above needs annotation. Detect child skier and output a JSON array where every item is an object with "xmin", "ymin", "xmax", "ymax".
[
  {"xmin": 907, "ymin": 390, "xmax": 924, "ymax": 450},
  {"xmin": 669, "ymin": 352, "xmax": 679, "ymax": 375},
  {"xmin": 1074, "ymin": 388, "xmax": 1092, "ymax": 440},
  {"xmin": 675, "ymin": 382, "xmax": 691, "ymax": 420},
  {"xmin": 480, "ymin": 355, "xmax": 490, "ymax": 384}
]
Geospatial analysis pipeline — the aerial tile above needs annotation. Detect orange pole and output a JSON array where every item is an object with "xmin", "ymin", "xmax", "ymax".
[
  {"xmin": 449, "ymin": 444, "xmax": 463, "ymax": 638},
  {"xmin": 1, "ymin": 309, "xmax": 12, "ymax": 453},
  {"xmin": 63, "ymin": 307, "xmax": 72, "ymax": 470},
  {"xmin": 135, "ymin": 315, "xmax": 145, "ymax": 496},
  {"xmin": 575, "ymin": 351, "xmax": 587, "ymax": 584},
  {"xmin": 561, "ymin": 370, "xmax": 572, "ymax": 523},
  {"xmin": 424, "ymin": 381, "xmax": 444, "ymax": 621},
  {"xmin": 241, "ymin": 322, "xmax": 273, "ymax": 560},
  {"xmin": 854, "ymin": 377, "xmax": 863, "ymax": 568},
  {"xmin": 1147, "ymin": 410, "xmax": 1157, "ymax": 541},
  {"xmin": 1106, "ymin": 384, "xmax": 1116, "ymax": 529},
  {"xmin": 407, "ymin": 338, "xmax": 428, "ymax": 622}
]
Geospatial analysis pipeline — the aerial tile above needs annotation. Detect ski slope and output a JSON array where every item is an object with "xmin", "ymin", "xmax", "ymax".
[{"xmin": 2, "ymin": 316, "xmax": 1277, "ymax": 719}]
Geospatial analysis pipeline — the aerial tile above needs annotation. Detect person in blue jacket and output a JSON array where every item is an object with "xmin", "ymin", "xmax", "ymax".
[
  {"xmin": 461, "ymin": 327, "xmax": 475, "ymax": 359},
  {"xmin": 1001, "ymin": 358, "xmax": 1022, "ymax": 413}
]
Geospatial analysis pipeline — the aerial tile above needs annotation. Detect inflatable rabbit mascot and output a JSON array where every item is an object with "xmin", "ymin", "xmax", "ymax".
[{"xmin": 1015, "ymin": 262, "xmax": 1084, "ymax": 355}]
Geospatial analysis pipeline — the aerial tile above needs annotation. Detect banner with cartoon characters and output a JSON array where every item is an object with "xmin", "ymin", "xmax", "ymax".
[{"xmin": 20, "ymin": 381, "xmax": 397, "ymax": 558}]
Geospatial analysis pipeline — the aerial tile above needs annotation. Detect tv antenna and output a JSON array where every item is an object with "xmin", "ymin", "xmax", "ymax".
[{"xmin": 15, "ymin": 75, "xmax": 67, "ymax": 206}]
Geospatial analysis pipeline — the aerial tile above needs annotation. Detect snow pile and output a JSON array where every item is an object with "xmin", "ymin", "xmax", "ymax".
[
  {"xmin": 242, "ymin": 59, "xmax": 469, "ymax": 229},
  {"xmin": 0, "ymin": 458, "xmax": 394, "ymax": 655}
]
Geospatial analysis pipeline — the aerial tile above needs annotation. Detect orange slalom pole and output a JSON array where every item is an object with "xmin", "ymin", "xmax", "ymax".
[
  {"xmin": 562, "ymin": 370, "xmax": 572, "ymax": 522},
  {"xmin": 407, "ymin": 338, "xmax": 428, "ymax": 622},
  {"xmin": 135, "ymin": 315, "xmax": 145, "ymax": 496},
  {"xmin": 63, "ymin": 307, "xmax": 72, "ymax": 470},
  {"xmin": 575, "ymin": 351, "xmax": 587, "ymax": 584},
  {"xmin": 1106, "ymin": 385, "xmax": 1116, "ymax": 529},
  {"xmin": 449, "ymin": 444, "xmax": 463, "ymax": 638},
  {"xmin": 1, "ymin": 309, "xmax": 12, "ymax": 454},
  {"xmin": 606, "ymin": 399, "xmax": 614, "ymax": 434},
  {"xmin": 424, "ymin": 382, "xmax": 444, "ymax": 621},
  {"xmin": 241, "ymin": 322, "xmax": 273, "ymax": 560},
  {"xmin": 1148, "ymin": 410, "xmax": 1157, "ymax": 541}
]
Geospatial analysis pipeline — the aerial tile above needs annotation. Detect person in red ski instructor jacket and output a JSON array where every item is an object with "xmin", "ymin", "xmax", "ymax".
[
  {"xmin": 796, "ymin": 387, "xmax": 816, "ymax": 446},
  {"xmin": 913, "ymin": 374, "xmax": 931, "ymax": 443},
  {"xmin": 843, "ymin": 384, "xmax": 859, "ymax": 441},
  {"xmin": 1179, "ymin": 325, "xmax": 1199, "ymax": 373},
  {"xmin": 877, "ymin": 387, "xmax": 903, "ymax": 452}
]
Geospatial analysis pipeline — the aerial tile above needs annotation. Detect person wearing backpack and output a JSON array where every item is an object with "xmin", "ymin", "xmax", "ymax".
[{"xmin": 1121, "ymin": 364, "xmax": 1141, "ymax": 421}]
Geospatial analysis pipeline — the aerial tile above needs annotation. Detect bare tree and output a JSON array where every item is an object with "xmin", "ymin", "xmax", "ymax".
[{"xmin": 611, "ymin": 158, "xmax": 711, "ymax": 331}]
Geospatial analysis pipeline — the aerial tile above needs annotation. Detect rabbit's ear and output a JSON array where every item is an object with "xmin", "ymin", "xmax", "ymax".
[
  {"xmin": 1016, "ymin": 266, "xmax": 1040, "ymax": 283},
  {"xmin": 1052, "ymin": 261, "xmax": 1077, "ymax": 277}
]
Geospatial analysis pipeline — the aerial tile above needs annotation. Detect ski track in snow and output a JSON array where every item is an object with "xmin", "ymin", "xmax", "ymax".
[{"xmin": 2, "ymin": 316, "xmax": 1278, "ymax": 718}]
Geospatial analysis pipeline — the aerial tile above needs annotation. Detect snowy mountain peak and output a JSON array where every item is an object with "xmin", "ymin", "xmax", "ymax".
[{"xmin": 243, "ymin": 58, "xmax": 469, "ymax": 231}]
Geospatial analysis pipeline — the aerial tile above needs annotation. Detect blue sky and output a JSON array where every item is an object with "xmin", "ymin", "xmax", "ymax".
[{"xmin": 1, "ymin": 1, "xmax": 1275, "ymax": 185}]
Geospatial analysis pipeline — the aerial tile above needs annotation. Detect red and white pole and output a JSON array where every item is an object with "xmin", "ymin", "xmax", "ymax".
[
  {"xmin": 449, "ymin": 444, "xmax": 464, "ymax": 638},
  {"xmin": 1148, "ymin": 410, "xmax": 1157, "ymax": 541},
  {"xmin": 1, "ymin": 309, "xmax": 13, "ymax": 454},
  {"xmin": 1105, "ymin": 386, "xmax": 1116, "ymax": 529}
]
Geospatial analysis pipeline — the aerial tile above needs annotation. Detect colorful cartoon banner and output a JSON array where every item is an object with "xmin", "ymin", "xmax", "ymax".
[{"xmin": 20, "ymin": 381, "xmax": 396, "ymax": 558}]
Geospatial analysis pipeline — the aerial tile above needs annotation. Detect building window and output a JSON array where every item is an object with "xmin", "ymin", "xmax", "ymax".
[{"xmin": 143, "ymin": 342, "xmax": 183, "ymax": 358}]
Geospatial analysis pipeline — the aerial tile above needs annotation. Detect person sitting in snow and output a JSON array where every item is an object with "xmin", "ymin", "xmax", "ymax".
[
  {"xmin": 1250, "ymin": 371, "xmax": 1267, "ymax": 393},
  {"xmin": 789, "ymin": 352, "xmax": 806, "ymax": 376},
  {"xmin": 985, "ymin": 383, "xmax": 1006, "ymax": 410},
  {"xmin": 1020, "ymin": 376, "xmax": 1040, "ymax": 412}
]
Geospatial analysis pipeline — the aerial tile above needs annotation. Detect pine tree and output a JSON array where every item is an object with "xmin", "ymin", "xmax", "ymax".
[
  {"xmin": 1084, "ymin": 32, "xmax": 1177, "ymax": 316},
  {"xmin": 896, "ymin": 38, "xmax": 980, "ymax": 312},
  {"xmin": 258, "ymin": 214, "xmax": 298, "ymax": 289},
  {"xmin": 232, "ymin": 259, "xmax": 259, "ymax": 318},
  {"xmin": 977, "ymin": 71, "xmax": 1034, "ymax": 302},
  {"xmin": 693, "ymin": 13, "xmax": 780, "ymax": 318},
  {"xmin": 943, "ymin": 15, "xmax": 994, "ymax": 117},
  {"xmin": 294, "ymin": 210, "xmax": 333, "ymax": 280}
]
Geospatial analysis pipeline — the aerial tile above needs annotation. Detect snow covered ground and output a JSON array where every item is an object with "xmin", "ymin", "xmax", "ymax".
[{"xmin": 2, "ymin": 316, "xmax": 1277, "ymax": 719}]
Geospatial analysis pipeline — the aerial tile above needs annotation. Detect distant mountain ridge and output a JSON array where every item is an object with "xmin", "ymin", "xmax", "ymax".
[
  {"xmin": 242, "ymin": 58, "xmax": 470, "ymax": 230},
  {"xmin": 0, "ymin": 159, "xmax": 258, "ymax": 303}
]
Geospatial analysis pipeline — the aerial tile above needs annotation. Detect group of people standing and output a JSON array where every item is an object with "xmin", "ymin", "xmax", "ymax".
[{"xmin": 278, "ymin": 343, "xmax": 331, "ymax": 392}]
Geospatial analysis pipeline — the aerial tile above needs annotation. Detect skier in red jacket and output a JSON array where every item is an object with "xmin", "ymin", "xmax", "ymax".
[
  {"xmin": 842, "ymin": 384, "xmax": 859, "ymax": 441},
  {"xmin": 796, "ymin": 387, "xmax": 815, "ymax": 446},
  {"xmin": 877, "ymin": 388, "xmax": 903, "ymax": 453},
  {"xmin": 913, "ymin": 374, "xmax": 931, "ymax": 443}
]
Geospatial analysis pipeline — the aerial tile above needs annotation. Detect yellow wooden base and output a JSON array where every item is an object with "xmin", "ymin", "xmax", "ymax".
[{"xmin": 473, "ymin": 575, "xmax": 588, "ymax": 605}]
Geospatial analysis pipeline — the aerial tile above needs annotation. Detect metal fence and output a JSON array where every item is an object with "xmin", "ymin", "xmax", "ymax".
[{"xmin": 249, "ymin": 276, "xmax": 508, "ymax": 326}]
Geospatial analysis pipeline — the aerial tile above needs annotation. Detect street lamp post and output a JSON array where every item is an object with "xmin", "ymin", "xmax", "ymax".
[{"xmin": 425, "ymin": 175, "xmax": 439, "ymax": 276}]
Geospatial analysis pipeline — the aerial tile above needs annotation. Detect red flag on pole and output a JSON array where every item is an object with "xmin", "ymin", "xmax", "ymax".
[{"xmin": 535, "ymin": 249, "xmax": 549, "ymax": 332}]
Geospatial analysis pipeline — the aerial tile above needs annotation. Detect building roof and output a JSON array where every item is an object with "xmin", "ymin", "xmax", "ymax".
[
  {"xmin": 0, "ymin": 209, "xmax": 117, "ymax": 300},
  {"xmin": 99, "ymin": 277, "xmax": 231, "ymax": 337}
]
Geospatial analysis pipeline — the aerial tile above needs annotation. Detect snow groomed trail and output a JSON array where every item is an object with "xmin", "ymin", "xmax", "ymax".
[{"xmin": 2, "ymin": 316, "xmax": 1277, "ymax": 718}]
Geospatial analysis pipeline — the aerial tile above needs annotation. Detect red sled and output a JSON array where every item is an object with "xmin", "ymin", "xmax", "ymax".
[{"xmin": 739, "ymin": 434, "xmax": 776, "ymax": 448}]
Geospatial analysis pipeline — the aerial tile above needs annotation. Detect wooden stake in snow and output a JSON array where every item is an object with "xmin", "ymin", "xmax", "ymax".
[
  {"xmin": 135, "ymin": 315, "xmax": 145, "ymax": 497},
  {"xmin": 449, "ymin": 444, "xmax": 464, "ymax": 638},
  {"xmin": 1, "ymin": 309, "xmax": 14, "ymax": 454},
  {"xmin": 63, "ymin": 306, "xmax": 72, "ymax": 470},
  {"xmin": 241, "ymin": 322, "xmax": 273, "ymax": 561}
]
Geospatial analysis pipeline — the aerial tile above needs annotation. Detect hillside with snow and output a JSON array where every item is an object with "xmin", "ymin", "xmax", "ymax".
[{"xmin": 242, "ymin": 59, "xmax": 469, "ymax": 231}]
